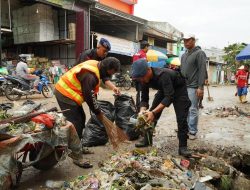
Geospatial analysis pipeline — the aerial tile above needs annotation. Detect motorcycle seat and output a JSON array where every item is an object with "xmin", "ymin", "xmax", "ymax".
[{"xmin": 7, "ymin": 75, "xmax": 31, "ymax": 83}]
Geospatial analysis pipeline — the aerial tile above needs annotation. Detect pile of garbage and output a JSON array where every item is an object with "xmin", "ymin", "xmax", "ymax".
[
  {"xmin": 202, "ymin": 106, "xmax": 250, "ymax": 118},
  {"xmin": 45, "ymin": 147, "xmax": 250, "ymax": 190},
  {"xmin": 0, "ymin": 100, "xmax": 66, "ymax": 137}
]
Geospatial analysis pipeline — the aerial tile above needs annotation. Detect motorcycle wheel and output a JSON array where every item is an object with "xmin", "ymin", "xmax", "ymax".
[
  {"xmin": 5, "ymin": 84, "xmax": 22, "ymax": 101},
  {"xmin": 0, "ymin": 89, "xmax": 4, "ymax": 96},
  {"xmin": 29, "ymin": 144, "xmax": 62, "ymax": 171},
  {"xmin": 123, "ymin": 80, "xmax": 132, "ymax": 90},
  {"xmin": 42, "ymin": 85, "xmax": 54, "ymax": 98}
]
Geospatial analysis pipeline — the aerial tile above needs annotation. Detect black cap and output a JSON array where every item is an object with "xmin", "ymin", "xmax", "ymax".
[
  {"xmin": 99, "ymin": 38, "xmax": 111, "ymax": 51},
  {"xmin": 131, "ymin": 58, "xmax": 148, "ymax": 78}
]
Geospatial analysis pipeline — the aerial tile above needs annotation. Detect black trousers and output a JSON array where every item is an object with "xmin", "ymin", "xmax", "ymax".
[
  {"xmin": 150, "ymin": 88, "xmax": 191, "ymax": 148},
  {"xmin": 135, "ymin": 81, "xmax": 141, "ymax": 112},
  {"xmin": 56, "ymin": 98, "xmax": 86, "ymax": 139}
]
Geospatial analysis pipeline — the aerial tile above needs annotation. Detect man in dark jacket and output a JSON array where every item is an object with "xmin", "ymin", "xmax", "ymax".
[
  {"xmin": 76, "ymin": 38, "xmax": 120, "ymax": 95},
  {"xmin": 77, "ymin": 38, "xmax": 111, "ymax": 64},
  {"xmin": 131, "ymin": 59, "xmax": 192, "ymax": 157},
  {"xmin": 181, "ymin": 35, "xmax": 207, "ymax": 140}
]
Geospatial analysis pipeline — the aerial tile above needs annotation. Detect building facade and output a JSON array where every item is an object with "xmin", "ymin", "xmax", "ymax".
[{"xmin": 204, "ymin": 47, "xmax": 226, "ymax": 84}]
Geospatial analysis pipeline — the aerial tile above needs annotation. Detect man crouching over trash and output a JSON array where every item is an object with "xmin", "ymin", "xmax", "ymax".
[{"xmin": 131, "ymin": 59, "xmax": 192, "ymax": 157}]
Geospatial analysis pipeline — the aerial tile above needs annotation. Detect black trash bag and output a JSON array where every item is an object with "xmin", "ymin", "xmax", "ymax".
[
  {"xmin": 82, "ymin": 100, "xmax": 115, "ymax": 147},
  {"xmin": 114, "ymin": 94, "xmax": 140, "ymax": 140}
]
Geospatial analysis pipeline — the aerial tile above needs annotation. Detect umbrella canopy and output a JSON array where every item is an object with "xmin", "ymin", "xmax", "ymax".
[
  {"xmin": 166, "ymin": 57, "xmax": 181, "ymax": 66},
  {"xmin": 146, "ymin": 49, "xmax": 168, "ymax": 62},
  {"xmin": 236, "ymin": 44, "xmax": 250, "ymax": 61},
  {"xmin": 148, "ymin": 60, "xmax": 166, "ymax": 68}
]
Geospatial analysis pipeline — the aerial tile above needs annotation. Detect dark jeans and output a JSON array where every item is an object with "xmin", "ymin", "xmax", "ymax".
[
  {"xmin": 56, "ymin": 98, "xmax": 86, "ymax": 139},
  {"xmin": 135, "ymin": 81, "xmax": 141, "ymax": 111},
  {"xmin": 150, "ymin": 88, "xmax": 191, "ymax": 148}
]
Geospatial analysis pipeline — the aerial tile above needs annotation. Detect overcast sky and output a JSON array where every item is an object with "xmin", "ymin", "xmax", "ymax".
[{"xmin": 134, "ymin": 0, "xmax": 249, "ymax": 49}]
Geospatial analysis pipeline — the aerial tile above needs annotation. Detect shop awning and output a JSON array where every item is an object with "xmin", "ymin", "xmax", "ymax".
[
  {"xmin": 36, "ymin": 0, "xmax": 81, "ymax": 10},
  {"xmin": 95, "ymin": 33, "xmax": 138, "ymax": 56},
  {"xmin": 144, "ymin": 26, "xmax": 178, "ymax": 43}
]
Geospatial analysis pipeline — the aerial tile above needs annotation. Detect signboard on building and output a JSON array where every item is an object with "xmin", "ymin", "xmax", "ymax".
[{"xmin": 96, "ymin": 33, "xmax": 138, "ymax": 56}]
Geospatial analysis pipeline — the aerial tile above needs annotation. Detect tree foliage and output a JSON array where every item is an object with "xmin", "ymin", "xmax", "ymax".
[{"xmin": 223, "ymin": 43, "xmax": 249, "ymax": 73}]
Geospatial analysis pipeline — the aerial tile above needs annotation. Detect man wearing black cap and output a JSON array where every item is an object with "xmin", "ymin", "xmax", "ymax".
[
  {"xmin": 133, "ymin": 40, "xmax": 150, "ymax": 111},
  {"xmin": 76, "ymin": 38, "xmax": 120, "ymax": 95},
  {"xmin": 131, "ymin": 58, "xmax": 192, "ymax": 157},
  {"xmin": 77, "ymin": 38, "xmax": 111, "ymax": 64}
]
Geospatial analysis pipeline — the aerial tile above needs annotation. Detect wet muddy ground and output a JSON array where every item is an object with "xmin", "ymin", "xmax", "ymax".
[{"xmin": 0, "ymin": 85, "xmax": 249, "ymax": 189}]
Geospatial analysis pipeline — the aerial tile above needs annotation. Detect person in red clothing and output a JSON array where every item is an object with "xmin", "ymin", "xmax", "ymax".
[
  {"xmin": 236, "ymin": 65, "xmax": 249, "ymax": 103},
  {"xmin": 132, "ymin": 41, "xmax": 150, "ymax": 110},
  {"xmin": 133, "ymin": 41, "xmax": 149, "ymax": 62}
]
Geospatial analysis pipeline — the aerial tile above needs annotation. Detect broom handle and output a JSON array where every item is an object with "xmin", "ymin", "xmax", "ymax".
[{"xmin": 206, "ymin": 85, "xmax": 211, "ymax": 98}]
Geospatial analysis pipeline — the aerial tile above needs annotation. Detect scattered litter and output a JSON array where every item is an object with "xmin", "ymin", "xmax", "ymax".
[
  {"xmin": 163, "ymin": 159, "xmax": 174, "ymax": 169},
  {"xmin": 215, "ymin": 106, "xmax": 250, "ymax": 118},
  {"xmin": 59, "ymin": 149, "xmax": 201, "ymax": 190},
  {"xmin": 48, "ymin": 145, "xmax": 249, "ymax": 190},
  {"xmin": 202, "ymin": 106, "xmax": 250, "ymax": 118},
  {"xmin": 199, "ymin": 175, "xmax": 213, "ymax": 183},
  {"xmin": 193, "ymin": 181, "xmax": 213, "ymax": 190},
  {"xmin": 180, "ymin": 159, "xmax": 190, "ymax": 169},
  {"xmin": 46, "ymin": 180, "xmax": 65, "ymax": 188}
]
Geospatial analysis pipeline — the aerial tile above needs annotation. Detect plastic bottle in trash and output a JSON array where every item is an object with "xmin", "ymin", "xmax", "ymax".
[{"xmin": 45, "ymin": 180, "xmax": 65, "ymax": 189}]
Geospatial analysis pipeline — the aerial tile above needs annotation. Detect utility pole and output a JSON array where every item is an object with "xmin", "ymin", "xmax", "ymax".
[{"xmin": 0, "ymin": 0, "xmax": 2, "ymax": 67}]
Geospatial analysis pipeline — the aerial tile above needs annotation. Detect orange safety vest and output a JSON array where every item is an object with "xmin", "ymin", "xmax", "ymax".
[{"xmin": 55, "ymin": 60, "xmax": 100, "ymax": 105}]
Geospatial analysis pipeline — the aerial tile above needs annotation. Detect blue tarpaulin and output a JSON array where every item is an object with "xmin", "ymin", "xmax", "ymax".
[{"xmin": 236, "ymin": 44, "xmax": 250, "ymax": 61}]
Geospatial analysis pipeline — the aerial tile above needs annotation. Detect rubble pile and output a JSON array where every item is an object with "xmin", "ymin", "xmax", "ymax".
[
  {"xmin": 44, "ymin": 147, "xmax": 250, "ymax": 190},
  {"xmin": 193, "ymin": 145, "xmax": 250, "ymax": 177},
  {"xmin": 203, "ymin": 106, "xmax": 250, "ymax": 118}
]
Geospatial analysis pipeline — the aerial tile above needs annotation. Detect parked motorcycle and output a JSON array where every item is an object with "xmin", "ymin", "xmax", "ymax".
[
  {"xmin": 4, "ymin": 70, "xmax": 53, "ymax": 101},
  {"xmin": 111, "ymin": 72, "xmax": 132, "ymax": 90},
  {"xmin": 0, "ymin": 75, "xmax": 7, "ymax": 96}
]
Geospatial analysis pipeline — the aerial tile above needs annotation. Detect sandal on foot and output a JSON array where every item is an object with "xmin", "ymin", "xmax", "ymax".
[{"xmin": 73, "ymin": 159, "xmax": 93, "ymax": 168}]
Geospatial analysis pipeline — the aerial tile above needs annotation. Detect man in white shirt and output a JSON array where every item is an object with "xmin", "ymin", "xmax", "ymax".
[{"xmin": 16, "ymin": 56, "xmax": 39, "ymax": 88}]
